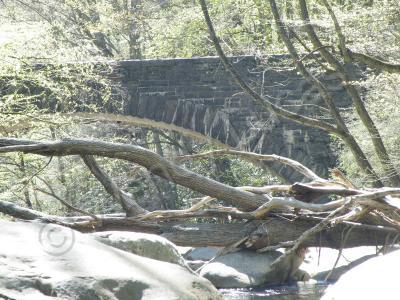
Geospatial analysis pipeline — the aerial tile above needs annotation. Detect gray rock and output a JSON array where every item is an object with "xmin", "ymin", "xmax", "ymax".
[
  {"xmin": 185, "ymin": 247, "xmax": 221, "ymax": 261},
  {"xmin": 322, "ymin": 249, "xmax": 400, "ymax": 300},
  {"xmin": 312, "ymin": 254, "xmax": 376, "ymax": 281},
  {"xmin": 300, "ymin": 246, "xmax": 378, "ymax": 281},
  {"xmin": 0, "ymin": 221, "xmax": 221, "ymax": 300},
  {"xmin": 91, "ymin": 231, "xmax": 186, "ymax": 267},
  {"xmin": 187, "ymin": 260, "xmax": 206, "ymax": 271},
  {"xmin": 199, "ymin": 249, "xmax": 306, "ymax": 288},
  {"xmin": 176, "ymin": 246, "xmax": 192, "ymax": 256}
]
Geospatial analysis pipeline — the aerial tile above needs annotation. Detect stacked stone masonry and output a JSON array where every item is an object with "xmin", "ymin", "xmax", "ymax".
[{"xmin": 110, "ymin": 56, "xmax": 351, "ymax": 182}]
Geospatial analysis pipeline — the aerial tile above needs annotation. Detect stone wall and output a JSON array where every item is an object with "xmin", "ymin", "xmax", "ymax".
[{"xmin": 110, "ymin": 56, "xmax": 350, "ymax": 182}]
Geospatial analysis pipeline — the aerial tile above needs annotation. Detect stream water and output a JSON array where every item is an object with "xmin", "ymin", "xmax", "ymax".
[{"xmin": 221, "ymin": 281, "xmax": 329, "ymax": 300}]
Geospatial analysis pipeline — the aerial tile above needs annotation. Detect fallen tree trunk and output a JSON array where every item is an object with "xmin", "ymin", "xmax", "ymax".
[
  {"xmin": 0, "ymin": 199, "xmax": 394, "ymax": 249},
  {"xmin": 161, "ymin": 218, "xmax": 395, "ymax": 249}
]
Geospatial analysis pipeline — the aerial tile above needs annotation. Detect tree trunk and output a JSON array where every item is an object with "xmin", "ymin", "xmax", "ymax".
[
  {"xmin": 19, "ymin": 153, "xmax": 32, "ymax": 208},
  {"xmin": 0, "ymin": 197, "xmax": 390, "ymax": 249},
  {"xmin": 160, "ymin": 219, "xmax": 391, "ymax": 249}
]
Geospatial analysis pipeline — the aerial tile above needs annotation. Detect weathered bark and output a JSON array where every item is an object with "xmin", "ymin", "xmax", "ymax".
[
  {"xmin": 18, "ymin": 153, "xmax": 33, "ymax": 208},
  {"xmin": 150, "ymin": 131, "xmax": 179, "ymax": 210},
  {"xmin": 0, "ymin": 199, "xmax": 48, "ymax": 220},
  {"xmin": 161, "ymin": 218, "xmax": 393, "ymax": 249}
]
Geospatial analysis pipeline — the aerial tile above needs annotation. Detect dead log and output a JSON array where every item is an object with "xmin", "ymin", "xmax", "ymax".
[
  {"xmin": 160, "ymin": 218, "xmax": 394, "ymax": 249},
  {"xmin": 0, "ymin": 196, "xmax": 397, "ymax": 250}
]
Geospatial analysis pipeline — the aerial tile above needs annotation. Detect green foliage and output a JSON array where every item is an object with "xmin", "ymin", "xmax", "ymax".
[
  {"xmin": 336, "ymin": 72, "xmax": 400, "ymax": 186},
  {"xmin": 315, "ymin": 1, "xmax": 400, "ymax": 185},
  {"xmin": 0, "ymin": 59, "xmax": 119, "ymax": 135},
  {"xmin": 144, "ymin": 0, "xmax": 280, "ymax": 57},
  {"xmin": 0, "ymin": 0, "xmax": 284, "ymax": 60}
]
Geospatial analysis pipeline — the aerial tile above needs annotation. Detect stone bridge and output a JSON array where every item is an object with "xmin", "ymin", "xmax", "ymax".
[{"xmin": 109, "ymin": 55, "xmax": 350, "ymax": 182}]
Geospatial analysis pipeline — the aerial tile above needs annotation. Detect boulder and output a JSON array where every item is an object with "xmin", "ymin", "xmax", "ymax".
[
  {"xmin": 0, "ymin": 221, "xmax": 221, "ymax": 300},
  {"xmin": 91, "ymin": 231, "xmax": 186, "ymax": 267},
  {"xmin": 199, "ymin": 249, "xmax": 308, "ymax": 288},
  {"xmin": 176, "ymin": 246, "xmax": 192, "ymax": 256},
  {"xmin": 322, "ymin": 249, "xmax": 400, "ymax": 300},
  {"xmin": 300, "ymin": 246, "xmax": 378, "ymax": 281},
  {"xmin": 187, "ymin": 260, "xmax": 206, "ymax": 271},
  {"xmin": 184, "ymin": 247, "xmax": 221, "ymax": 261}
]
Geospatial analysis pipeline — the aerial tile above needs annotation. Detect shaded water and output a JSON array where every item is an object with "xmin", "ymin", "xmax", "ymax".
[{"xmin": 221, "ymin": 282, "xmax": 329, "ymax": 300}]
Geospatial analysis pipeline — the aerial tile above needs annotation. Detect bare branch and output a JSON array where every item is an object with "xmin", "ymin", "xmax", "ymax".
[
  {"xmin": 241, "ymin": 185, "xmax": 291, "ymax": 194},
  {"xmin": 321, "ymin": 0, "xmax": 351, "ymax": 62},
  {"xmin": 0, "ymin": 197, "xmax": 397, "ymax": 249},
  {"xmin": 35, "ymin": 187, "xmax": 97, "ymax": 220},
  {"xmin": 297, "ymin": 45, "xmax": 334, "ymax": 63},
  {"xmin": 288, "ymin": 27, "xmax": 332, "ymax": 71},
  {"xmin": 297, "ymin": 214, "xmax": 400, "ymax": 234},
  {"xmin": 138, "ymin": 195, "xmax": 216, "ymax": 221},
  {"xmin": 324, "ymin": 226, "xmax": 353, "ymax": 281},
  {"xmin": 72, "ymin": 112, "xmax": 230, "ymax": 149},
  {"xmin": 347, "ymin": 49, "xmax": 400, "ymax": 74},
  {"xmin": 1, "ymin": 137, "xmax": 399, "ymax": 254},
  {"xmin": 350, "ymin": 189, "xmax": 400, "ymax": 210},
  {"xmin": 177, "ymin": 149, "xmax": 323, "ymax": 181},
  {"xmin": 137, "ymin": 196, "xmax": 344, "ymax": 222},
  {"xmin": 81, "ymin": 155, "xmax": 147, "ymax": 216}
]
